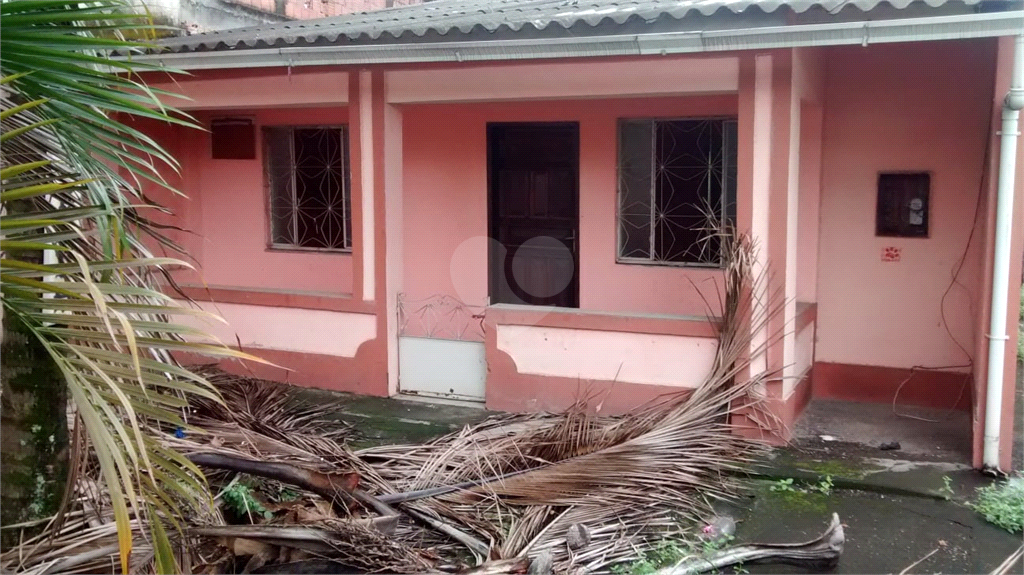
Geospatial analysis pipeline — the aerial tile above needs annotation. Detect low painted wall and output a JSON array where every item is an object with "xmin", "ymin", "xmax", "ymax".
[
  {"xmin": 495, "ymin": 325, "xmax": 716, "ymax": 388},
  {"xmin": 483, "ymin": 306, "xmax": 719, "ymax": 414},
  {"xmin": 181, "ymin": 300, "xmax": 376, "ymax": 357}
]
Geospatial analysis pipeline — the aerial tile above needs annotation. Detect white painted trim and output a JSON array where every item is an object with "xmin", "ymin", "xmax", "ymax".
[
  {"xmin": 359, "ymin": 70, "xmax": 376, "ymax": 302},
  {"xmin": 384, "ymin": 101, "xmax": 404, "ymax": 395},
  {"xmin": 782, "ymin": 84, "xmax": 802, "ymax": 392},
  {"xmin": 749, "ymin": 54, "xmax": 773, "ymax": 377},
  {"xmin": 386, "ymin": 57, "xmax": 738, "ymax": 104}
]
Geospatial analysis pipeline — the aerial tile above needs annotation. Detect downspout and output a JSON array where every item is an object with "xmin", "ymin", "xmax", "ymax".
[{"xmin": 983, "ymin": 33, "xmax": 1024, "ymax": 472}]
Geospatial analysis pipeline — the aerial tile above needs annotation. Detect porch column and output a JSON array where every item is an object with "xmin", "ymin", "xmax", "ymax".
[
  {"xmin": 380, "ymin": 75, "xmax": 404, "ymax": 396},
  {"xmin": 349, "ymin": 70, "xmax": 402, "ymax": 395},
  {"xmin": 352, "ymin": 70, "xmax": 376, "ymax": 303},
  {"xmin": 769, "ymin": 51, "xmax": 800, "ymax": 400},
  {"xmin": 972, "ymin": 35, "xmax": 1024, "ymax": 471},
  {"xmin": 738, "ymin": 51, "xmax": 801, "ymax": 438},
  {"xmin": 738, "ymin": 53, "xmax": 779, "ymax": 379}
]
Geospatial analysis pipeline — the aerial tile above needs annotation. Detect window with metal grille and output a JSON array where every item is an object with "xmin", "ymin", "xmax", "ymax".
[
  {"xmin": 264, "ymin": 126, "xmax": 351, "ymax": 251},
  {"xmin": 617, "ymin": 118, "xmax": 737, "ymax": 266}
]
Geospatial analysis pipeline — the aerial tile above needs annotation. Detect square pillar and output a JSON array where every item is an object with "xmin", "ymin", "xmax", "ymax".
[
  {"xmin": 736, "ymin": 50, "xmax": 801, "ymax": 441},
  {"xmin": 348, "ymin": 69, "xmax": 400, "ymax": 395}
]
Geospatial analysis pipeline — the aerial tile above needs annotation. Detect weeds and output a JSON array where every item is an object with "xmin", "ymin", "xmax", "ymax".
[
  {"xmin": 221, "ymin": 481, "xmax": 273, "ymax": 522},
  {"xmin": 770, "ymin": 476, "xmax": 833, "ymax": 495},
  {"xmin": 939, "ymin": 475, "xmax": 955, "ymax": 501},
  {"xmin": 611, "ymin": 533, "xmax": 737, "ymax": 574},
  {"xmin": 970, "ymin": 476, "xmax": 1024, "ymax": 534},
  {"xmin": 815, "ymin": 476, "xmax": 834, "ymax": 496},
  {"xmin": 769, "ymin": 478, "xmax": 797, "ymax": 493}
]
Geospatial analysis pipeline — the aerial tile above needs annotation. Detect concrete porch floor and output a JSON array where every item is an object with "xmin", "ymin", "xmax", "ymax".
[{"xmin": 792, "ymin": 399, "xmax": 973, "ymax": 462}]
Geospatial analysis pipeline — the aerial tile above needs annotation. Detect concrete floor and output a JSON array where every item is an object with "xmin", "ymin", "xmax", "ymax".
[
  {"xmin": 793, "ymin": 399, "xmax": 973, "ymax": 462},
  {"xmin": 731, "ymin": 485, "xmax": 1021, "ymax": 575}
]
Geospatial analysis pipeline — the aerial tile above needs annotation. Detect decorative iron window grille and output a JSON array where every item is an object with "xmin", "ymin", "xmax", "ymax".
[
  {"xmin": 264, "ymin": 126, "xmax": 352, "ymax": 251},
  {"xmin": 617, "ymin": 118, "xmax": 737, "ymax": 266}
]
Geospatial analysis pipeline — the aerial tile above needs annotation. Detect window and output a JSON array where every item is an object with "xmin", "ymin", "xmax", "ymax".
[
  {"xmin": 264, "ymin": 126, "xmax": 351, "ymax": 251},
  {"xmin": 617, "ymin": 118, "xmax": 737, "ymax": 266},
  {"xmin": 876, "ymin": 172, "xmax": 929, "ymax": 238}
]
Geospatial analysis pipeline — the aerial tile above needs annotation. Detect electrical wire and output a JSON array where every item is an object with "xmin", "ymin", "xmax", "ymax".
[{"xmin": 891, "ymin": 92, "xmax": 996, "ymax": 422}]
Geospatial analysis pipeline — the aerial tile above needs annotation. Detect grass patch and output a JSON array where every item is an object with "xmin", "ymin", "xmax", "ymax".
[
  {"xmin": 970, "ymin": 476, "xmax": 1024, "ymax": 534},
  {"xmin": 611, "ymin": 535, "xmax": 743, "ymax": 575}
]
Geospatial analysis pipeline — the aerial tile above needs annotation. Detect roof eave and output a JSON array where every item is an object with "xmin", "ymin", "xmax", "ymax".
[{"xmin": 122, "ymin": 10, "xmax": 1024, "ymax": 72}]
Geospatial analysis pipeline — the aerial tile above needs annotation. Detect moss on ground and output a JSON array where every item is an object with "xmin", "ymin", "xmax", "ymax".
[
  {"xmin": 791, "ymin": 458, "xmax": 877, "ymax": 480},
  {"xmin": 754, "ymin": 480, "xmax": 831, "ymax": 513}
]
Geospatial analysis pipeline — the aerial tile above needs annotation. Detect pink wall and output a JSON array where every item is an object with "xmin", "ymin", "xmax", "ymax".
[
  {"xmin": 142, "ymin": 107, "xmax": 355, "ymax": 295},
  {"xmin": 225, "ymin": 0, "xmax": 423, "ymax": 19},
  {"xmin": 816, "ymin": 40, "xmax": 997, "ymax": 370},
  {"xmin": 401, "ymin": 96, "xmax": 739, "ymax": 321},
  {"xmin": 796, "ymin": 103, "xmax": 823, "ymax": 304}
]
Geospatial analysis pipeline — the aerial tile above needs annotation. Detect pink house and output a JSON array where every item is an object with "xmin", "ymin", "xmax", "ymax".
[{"xmin": 131, "ymin": 0, "xmax": 1024, "ymax": 472}]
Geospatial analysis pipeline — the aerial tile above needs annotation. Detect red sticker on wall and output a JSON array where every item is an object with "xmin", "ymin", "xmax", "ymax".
[{"xmin": 882, "ymin": 246, "xmax": 901, "ymax": 263}]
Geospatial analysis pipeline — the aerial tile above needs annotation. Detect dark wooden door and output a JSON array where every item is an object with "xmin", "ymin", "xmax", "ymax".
[{"xmin": 489, "ymin": 123, "xmax": 579, "ymax": 308}]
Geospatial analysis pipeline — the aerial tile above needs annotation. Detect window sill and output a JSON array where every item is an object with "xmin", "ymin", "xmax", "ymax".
[
  {"xmin": 485, "ymin": 303, "xmax": 718, "ymax": 338},
  {"xmin": 615, "ymin": 257, "xmax": 725, "ymax": 270},
  {"xmin": 266, "ymin": 245, "xmax": 353, "ymax": 255}
]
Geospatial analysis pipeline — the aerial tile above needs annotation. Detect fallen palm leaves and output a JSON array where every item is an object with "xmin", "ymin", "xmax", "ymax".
[{"xmin": 1, "ymin": 234, "xmax": 844, "ymax": 574}]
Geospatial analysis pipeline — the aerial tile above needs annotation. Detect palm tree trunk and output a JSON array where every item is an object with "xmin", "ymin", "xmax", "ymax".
[{"xmin": 0, "ymin": 220, "xmax": 68, "ymax": 546}]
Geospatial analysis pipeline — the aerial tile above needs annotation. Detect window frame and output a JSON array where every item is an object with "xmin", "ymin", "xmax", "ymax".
[
  {"xmin": 615, "ymin": 116, "xmax": 738, "ymax": 269},
  {"xmin": 262, "ymin": 124, "xmax": 353, "ymax": 254}
]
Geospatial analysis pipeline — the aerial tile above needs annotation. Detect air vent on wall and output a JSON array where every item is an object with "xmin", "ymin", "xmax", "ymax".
[{"xmin": 210, "ymin": 117, "xmax": 255, "ymax": 160}]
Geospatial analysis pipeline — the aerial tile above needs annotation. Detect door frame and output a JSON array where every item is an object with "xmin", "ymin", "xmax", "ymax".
[{"xmin": 486, "ymin": 121, "xmax": 581, "ymax": 308}]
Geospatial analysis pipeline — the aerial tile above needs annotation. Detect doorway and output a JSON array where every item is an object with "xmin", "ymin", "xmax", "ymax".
[{"xmin": 488, "ymin": 123, "xmax": 580, "ymax": 308}]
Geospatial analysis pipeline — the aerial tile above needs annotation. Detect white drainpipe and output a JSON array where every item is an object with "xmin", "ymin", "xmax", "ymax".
[{"xmin": 984, "ymin": 33, "xmax": 1024, "ymax": 472}]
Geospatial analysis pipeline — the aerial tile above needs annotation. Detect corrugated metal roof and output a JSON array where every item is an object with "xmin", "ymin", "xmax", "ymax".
[{"xmin": 161, "ymin": 0, "xmax": 988, "ymax": 53}]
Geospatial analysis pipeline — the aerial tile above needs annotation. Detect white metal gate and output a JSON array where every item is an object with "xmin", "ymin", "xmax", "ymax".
[{"xmin": 396, "ymin": 294, "xmax": 487, "ymax": 402}]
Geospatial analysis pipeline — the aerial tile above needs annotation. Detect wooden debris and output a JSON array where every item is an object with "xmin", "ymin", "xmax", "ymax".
[
  {"xmin": 653, "ymin": 513, "xmax": 845, "ymax": 575},
  {"xmin": 458, "ymin": 557, "xmax": 532, "ymax": 574},
  {"xmin": 249, "ymin": 559, "xmax": 352, "ymax": 574},
  {"xmin": 187, "ymin": 452, "xmax": 360, "ymax": 506},
  {"xmin": 527, "ymin": 552, "xmax": 553, "ymax": 575},
  {"xmin": 989, "ymin": 544, "xmax": 1024, "ymax": 575},
  {"xmin": 402, "ymin": 506, "xmax": 491, "ymax": 560},
  {"xmin": 3, "ymin": 233, "xmax": 815, "ymax": 575}
]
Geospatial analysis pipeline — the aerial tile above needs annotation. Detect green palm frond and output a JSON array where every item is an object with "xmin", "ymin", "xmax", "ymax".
[
  {"xmin": 1, "ymin": 0, "xmax": 198, "ymax": 258},
  {"xmin": 0, "ymin": 2, "xmax": 265, "ymax": 573}
]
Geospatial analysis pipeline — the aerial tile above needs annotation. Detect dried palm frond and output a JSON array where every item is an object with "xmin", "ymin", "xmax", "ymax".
[
  {"xmin": 188, "ymin": 365, "xmax": 354, "ymax": 453},
  {"xmin": 7, "ymin": 231, "xmax": 784, "ymax": 575},
  {"xmin": 341, "ymin": 232, "xmax": 783, "ymax": 573}
]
